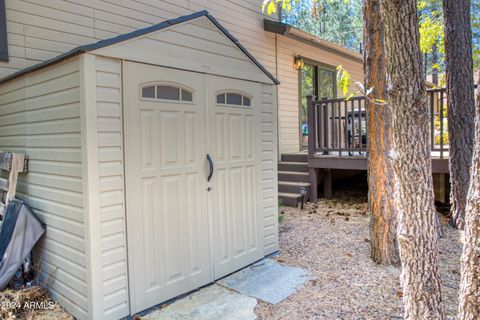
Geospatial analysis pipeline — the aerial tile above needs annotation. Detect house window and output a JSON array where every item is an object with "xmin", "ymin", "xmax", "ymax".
[
  {"xmin": 216, "ymin": 92, "xmax": 252, "ymax": 107},
  {"xmin": 141, "ymin": 84, "xmax": 193, "ymax": 102},
  {"xmin": 0, "ymin": 0, "xmax": 8, "ymax": 62},
  {"xmin": 299, "ymin": 63, "xmax": 336, "ymax": 149}
]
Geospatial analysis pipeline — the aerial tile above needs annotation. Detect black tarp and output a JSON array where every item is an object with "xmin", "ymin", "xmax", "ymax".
[{"xmin": 0, "ymin": 200, "xmax": 45, "ymax": 290}]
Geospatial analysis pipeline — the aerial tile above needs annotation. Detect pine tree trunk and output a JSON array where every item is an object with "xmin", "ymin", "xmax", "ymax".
[
  {"xmin": 364, "ymin": 0, "xmax": 399, "ymax": 266},
  {"xmin": 458, "ymin": 78, "xmax": 480, "ymax": 320},
  {"xmin": 443, "ymin": 0, "xmax": 475, "ymax": 230},
  {"xmin": 379, "ymin": 0, "xmax": 445, "ymax": 318}
]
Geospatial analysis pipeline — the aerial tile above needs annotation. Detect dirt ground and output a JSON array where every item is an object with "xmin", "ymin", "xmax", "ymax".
[
  {"xmin": 255, "ymin": 191, "xmax": 462, "ymax": 320},
  {"xmin": 0, "ymin": 285, "xmax": 73, "ymax": 320}
]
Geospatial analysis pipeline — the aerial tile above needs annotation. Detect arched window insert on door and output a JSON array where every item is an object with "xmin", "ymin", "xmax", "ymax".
[
  {"xmin": 216, "ymin": 91, "xmax": 252, "ymax": 107},
  {"xmin": 141, "ymin": 83, "xmax": 194, "ymax": 102}
]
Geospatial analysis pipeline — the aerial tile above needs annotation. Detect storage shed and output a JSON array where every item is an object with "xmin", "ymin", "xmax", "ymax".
[{"xmin": 0, "ymin": 11, "xmax": 279, "ymax": 320}]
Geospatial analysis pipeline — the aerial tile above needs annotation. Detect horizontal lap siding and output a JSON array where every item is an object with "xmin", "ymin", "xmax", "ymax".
[
  {"xmin": 94, "ymin": 56, "xmax": 129, "ymax": 319},
  {"xmin": 277, "ymin": 36, "xmax": 363, "ymax": 154},
  {"xmin": 0, "ymin": 0, "xmax": 277, "ymax": 79},
  {"xmin": 261, "ymin": 83, "xmax": 278, "ymax": 254},
  {"xmin": 92, "ymin": 16, "xmax": 272, "ymax": 84},
  {"xmin": 0, "ymin": 57, "xmax": 89, "ymax": 319}
]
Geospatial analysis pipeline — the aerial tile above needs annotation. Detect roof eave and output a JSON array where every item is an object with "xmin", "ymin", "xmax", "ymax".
[{"xmin": 264, "ymin": 19, "xmax": 363, "ymax": 63}]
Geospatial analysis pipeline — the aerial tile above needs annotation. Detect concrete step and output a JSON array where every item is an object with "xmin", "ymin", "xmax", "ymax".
[
  {"xmin": 278, "ymin": 161, "xmax": 308, "ymax": 173},
  {"xmin": 278, "ymin": 181, "xmax": 310, "ymax": 195},
  {"xmin": 278, "ymin": 192, "xmax": 302, "ymax": 207},
  {"xmin": 278, "ymin": 171, "xmax": 310, "ymax": 183},
  {"xmin": 281, "ymin": 153, "xmax": 308, "ymax": 163}
]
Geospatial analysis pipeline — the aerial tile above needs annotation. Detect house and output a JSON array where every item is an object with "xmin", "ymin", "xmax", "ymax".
[{"xmin": 0, "ymin": 1, "xmax": 364, "ymax": 319}]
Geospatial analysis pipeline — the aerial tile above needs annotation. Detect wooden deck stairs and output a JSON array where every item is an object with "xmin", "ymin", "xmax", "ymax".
[{"xmin": 278, "ymin": 153, "xmax": 311, "ymax": 207}]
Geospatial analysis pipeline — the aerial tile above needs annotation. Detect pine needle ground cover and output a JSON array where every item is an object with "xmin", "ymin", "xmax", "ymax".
[{"xmin": 256, "ymin": 193, "xmax": 461, "ymax": 319}]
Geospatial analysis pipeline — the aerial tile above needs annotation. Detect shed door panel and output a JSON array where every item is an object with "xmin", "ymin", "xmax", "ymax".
[
  {"xmin": 124, "ymin": 62, "xmax": 211, "ymax": 314},
  {"xmin": 207, "ymin": 75, "xmax": 264, "ymax": 279}
]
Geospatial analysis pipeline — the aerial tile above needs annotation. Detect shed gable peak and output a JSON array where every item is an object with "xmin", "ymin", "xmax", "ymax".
[{"xmin": 0, "ymin": 11, "xmax": 279, "ymax": 85}]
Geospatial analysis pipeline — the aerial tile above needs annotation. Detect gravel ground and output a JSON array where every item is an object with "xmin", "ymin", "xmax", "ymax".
[{"xmin": 255, "ymin": 193, "xmax": 463, "ymax": 320}]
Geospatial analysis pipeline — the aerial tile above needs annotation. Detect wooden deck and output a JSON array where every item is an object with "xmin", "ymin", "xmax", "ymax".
[
  {"xmin": 304, "ymin": 89, "xmax": 453, "ymax": 202},
  {"xmin": 309, "ymin": 153, "xmax": 449, "ymax": 173}
]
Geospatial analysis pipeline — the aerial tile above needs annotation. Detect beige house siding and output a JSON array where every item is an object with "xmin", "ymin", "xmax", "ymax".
[
  {"xmin": 0, "ymin": 57, "xmax": 89, "ymax": 319},
  {"xmin": 1, "ymin": 0, "xmax": 277, "ymax": 79},
  {"xmin": 276, "ymin": 35, "xmax": 363, "ymax": 154},
  {"xmin": 94, "ymin": 56, "xmax": 129, "ymax": 319},
  {"xmin": 78, "ymin": 53, "xmax": 129, "ymax": 320},
  {"xmin": 261, "ymin": 83, "xmax": 278, "ymax": 254},
  {"xmin": 91, "ymin": 16, "xmax": 274, "ymax": 85}
]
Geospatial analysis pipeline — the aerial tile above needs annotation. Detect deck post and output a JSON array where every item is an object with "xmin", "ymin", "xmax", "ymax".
[
  {"xmin": 307, "ymin": 95, "xmax": 315, "ymax": 158},
  {"xmin": 309, "ymin": 168, "xmax": 319, "ymax": 202},
  {"xmin": 433, "ymin": 173, "xmax": 448, "ymax": 203},
  {"xmin": 323, "ymin": 169, "xmax": 332, "ymax": 199}
]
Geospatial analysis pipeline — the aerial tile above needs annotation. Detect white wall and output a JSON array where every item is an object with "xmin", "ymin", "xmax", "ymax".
[{"xmin": 0, "ymin": 57, "xmax": 90, "ymax": 319}]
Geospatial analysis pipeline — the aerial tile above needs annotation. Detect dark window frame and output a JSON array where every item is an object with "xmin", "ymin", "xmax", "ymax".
[
  {"xmin": 0, "ymin": 0, "xmax": 7, "ymax": 62},
  {"xmin": 298, "ymin": 58, "xmax": 337, "ymax": 150}
]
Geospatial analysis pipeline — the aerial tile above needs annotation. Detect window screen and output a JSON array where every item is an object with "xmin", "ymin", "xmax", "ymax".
[
  {"xmin": 157, "ymin": 85, "xmax": 180, "ymax": 100},
  {"xmin": 141, "ymin": 84, "xmax": 193, "ymax": 102},
  {"xmin": 216, "ymin": 92, "xmax": 252, "ymax": 107},
  {"xmin": 142, "ymin": 86, "xmax": 155, "ymax": 99}
]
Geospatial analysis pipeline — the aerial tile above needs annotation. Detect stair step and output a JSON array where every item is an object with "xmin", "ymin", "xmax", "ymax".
[
  {"xmin": 278, "ymin": 161, "xmax": 308, "ymax": 173},
  {"xmin": 281, "ymin": 153, "xmax": 308, "ymax": 163},
  {"xmin": 278, "ymin": 192, "xmax": 303, "ymax": 207},
  {"xmin": 278, "ymin": 181, "xmax": 311, "ymax": 194},
  {"xmin": 278, "ymin": 171, "xmax": 310, "ymax": 183}
]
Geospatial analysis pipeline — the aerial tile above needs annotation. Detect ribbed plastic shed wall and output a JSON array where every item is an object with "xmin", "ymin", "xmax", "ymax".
[{"xmin": 0, "ymin": 13, "xmax": 278, "ymax": 320}]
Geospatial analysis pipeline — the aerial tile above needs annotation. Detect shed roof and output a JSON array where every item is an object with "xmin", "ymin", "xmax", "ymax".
[{"xmin": 0, "ymin": 10, "xmax": 279, "ymax": 85}]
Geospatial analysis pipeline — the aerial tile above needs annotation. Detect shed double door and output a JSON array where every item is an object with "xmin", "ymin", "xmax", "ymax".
[{"xmin": 124, "ymin": 62, "xmax": 263, "ymax": 314}]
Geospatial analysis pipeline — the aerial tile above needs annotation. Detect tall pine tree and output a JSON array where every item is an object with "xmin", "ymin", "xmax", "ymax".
[
  {"xmin": 443, "ymin": 0, "xmax": 476, "ymax": 229},
  {"xmin": 380, "ymin": 0, "xmax": 444, "ymax": 317},
  {"xmin": 458, "ymin": 72, "xmax": 480, "ymax": 320},
  {"xmin": 364, "ymin": 0, "xmax": 399, "ymax": 266}
]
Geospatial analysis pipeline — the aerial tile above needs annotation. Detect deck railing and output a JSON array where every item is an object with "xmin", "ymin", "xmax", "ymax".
[{"xmin": 307, "ymin": 87, "xmax": 455, "ymax": 159}]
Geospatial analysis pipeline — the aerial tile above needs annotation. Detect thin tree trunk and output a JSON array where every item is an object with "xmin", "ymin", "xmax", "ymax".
[
  {"xmin": 443, "ymin": 0, "xmax": 475, "ymax": 230},
  {"xmin": 379, "ymin": 0, "xmax": 445, "ymax": 318},
  {"xmin": 364, "ymin": 0, "xmax": 399, "ymax": 266},
  {"xmin": 458, "ymin": 76, "xmax": 480, "ymax": 320}
]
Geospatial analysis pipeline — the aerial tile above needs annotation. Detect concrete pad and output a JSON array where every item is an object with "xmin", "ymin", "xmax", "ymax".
[
  {"xmin": 218, "ymin": 259, "xmax": 309, "ymax": 304},
  {"xmin": 142, "ymin": 284, "xmax": 257, "ymax": 320}
]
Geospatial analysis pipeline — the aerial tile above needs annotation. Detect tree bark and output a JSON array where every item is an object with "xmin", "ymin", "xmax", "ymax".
[
  {"xmin": 443, "ymin": 0, "xmax": 475, "ymax": 230},
  {"xmin": 379, "ymin": 0, "xmax": 445, "ymax": 318},
  {"xmin": 458, "ymin": 76, "xmax": 480, "ymax": 320},
  {"xmin": 364, "ymin": 0, "xmax": 399, "ymax": 266}
]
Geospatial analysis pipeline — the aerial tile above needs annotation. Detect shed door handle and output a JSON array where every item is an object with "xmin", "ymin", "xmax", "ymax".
[{"xmin": 206, "ymin": 154, "xmax": 214, "ymax": 182}]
